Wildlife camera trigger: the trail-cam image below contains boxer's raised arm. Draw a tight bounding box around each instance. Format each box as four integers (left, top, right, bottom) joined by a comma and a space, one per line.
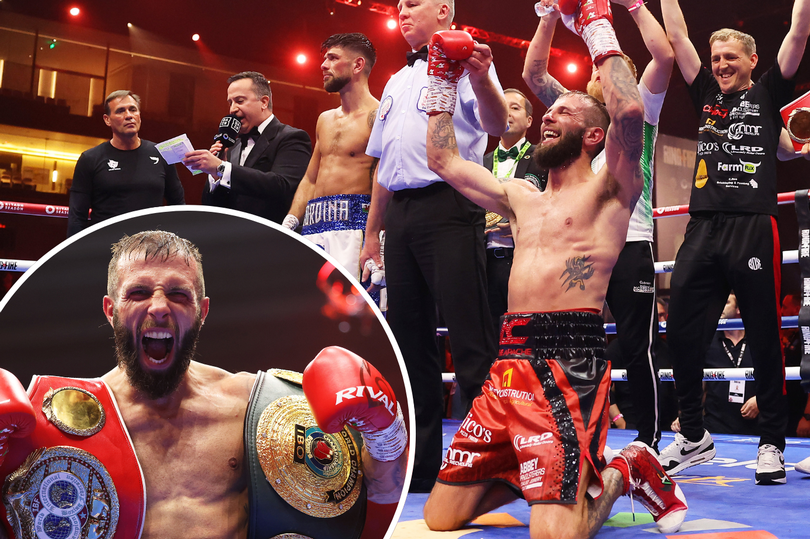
523, 5, 568, 107
778, 0, 810, 80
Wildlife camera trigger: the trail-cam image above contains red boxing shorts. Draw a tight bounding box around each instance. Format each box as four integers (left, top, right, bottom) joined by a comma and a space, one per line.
437, 311, 611, 504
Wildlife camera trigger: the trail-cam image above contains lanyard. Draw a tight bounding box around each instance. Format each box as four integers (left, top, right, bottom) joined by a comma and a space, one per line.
721, 340, 746, 368
492, 141, 531, 179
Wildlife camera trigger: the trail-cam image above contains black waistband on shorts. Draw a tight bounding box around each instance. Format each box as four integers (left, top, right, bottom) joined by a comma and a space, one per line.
497, 311, 606, 363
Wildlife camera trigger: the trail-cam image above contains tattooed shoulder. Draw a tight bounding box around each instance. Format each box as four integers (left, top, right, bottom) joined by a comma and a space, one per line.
368, 109, 378, 129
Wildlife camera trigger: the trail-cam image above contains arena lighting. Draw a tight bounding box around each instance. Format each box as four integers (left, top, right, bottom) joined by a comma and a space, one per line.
0, 143, 81, 162
296, 53, 307, 65
386, 18, 397, 30
127, 23, 133, 28
567, 63, 577, 73
69, 7, 80, 17
192, 33, 200, 42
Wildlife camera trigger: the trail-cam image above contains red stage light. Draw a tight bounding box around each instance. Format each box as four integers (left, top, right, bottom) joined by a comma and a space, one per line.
69, 7, 80, 16
567, 63, 578, 73
192, 33, 200, 42
296, 54, 307, 65
386, 19, 397, 30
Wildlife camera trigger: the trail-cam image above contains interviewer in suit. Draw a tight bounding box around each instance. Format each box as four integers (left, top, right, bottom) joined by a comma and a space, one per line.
184, 71, 312, 223
482, 89, 546, 337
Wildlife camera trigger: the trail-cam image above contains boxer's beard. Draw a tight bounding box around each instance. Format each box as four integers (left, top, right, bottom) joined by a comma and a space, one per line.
324, 74, 350, 93
113, 312, 202, 400
533, 127, 586, 169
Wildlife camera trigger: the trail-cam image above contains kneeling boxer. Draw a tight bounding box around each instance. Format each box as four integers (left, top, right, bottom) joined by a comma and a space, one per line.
420, 4, 686, 537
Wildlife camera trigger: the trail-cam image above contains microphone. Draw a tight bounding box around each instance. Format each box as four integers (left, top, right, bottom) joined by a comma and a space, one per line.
214, 114, 241, 149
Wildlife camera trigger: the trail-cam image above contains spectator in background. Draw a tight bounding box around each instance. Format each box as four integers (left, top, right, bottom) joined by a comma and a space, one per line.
482, 88, 546, 338
703, 292, 760, 436
607, 296, 679, 433
67, 90, 184, 237
781, 293, 810, 437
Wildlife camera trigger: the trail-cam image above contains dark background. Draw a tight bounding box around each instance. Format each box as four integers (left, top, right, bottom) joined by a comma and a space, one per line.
0, 207, 409, 426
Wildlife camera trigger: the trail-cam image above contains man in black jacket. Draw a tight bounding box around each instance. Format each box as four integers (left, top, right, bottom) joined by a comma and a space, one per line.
184, 71, 311, 223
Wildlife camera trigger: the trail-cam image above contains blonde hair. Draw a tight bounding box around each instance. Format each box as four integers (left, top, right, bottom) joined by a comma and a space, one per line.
710, 28, 756, 57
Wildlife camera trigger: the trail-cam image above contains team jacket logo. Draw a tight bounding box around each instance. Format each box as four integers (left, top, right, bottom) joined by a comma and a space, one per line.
513, 432, 553, 452
334, 385, 395, 417
703, 104, 729, 118
379, 95, 393, 121
697, 141, 719, 155
107, 160, 120, 171
722, 142, 764, 156
727, 122, 761, 140
717, 159, 761, 174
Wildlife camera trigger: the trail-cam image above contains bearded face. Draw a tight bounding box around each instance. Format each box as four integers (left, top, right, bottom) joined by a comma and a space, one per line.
113, 310, 202, 400
324, 74, 351, 93
533, 126, 586, 170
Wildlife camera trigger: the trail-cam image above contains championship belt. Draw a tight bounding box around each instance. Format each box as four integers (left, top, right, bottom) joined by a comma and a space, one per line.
244, 370, 366, 539
0, 376, 145, 539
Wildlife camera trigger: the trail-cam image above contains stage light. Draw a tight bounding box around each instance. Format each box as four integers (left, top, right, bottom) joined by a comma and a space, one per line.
567, 63, 577, 73
69, 7, 80, 16
127, 22, 133, 28
386, 19, 397, 30
192, 33, 200, 42
296, 53, 307, 65
49, 39, 57, 50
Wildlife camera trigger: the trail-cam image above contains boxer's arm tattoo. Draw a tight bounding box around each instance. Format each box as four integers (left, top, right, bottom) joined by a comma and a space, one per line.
604, 58, 644, 165
527, 59, 567, 107
560, 255, 595, 291
368, 108, 378, 129
431, 114, 457, 151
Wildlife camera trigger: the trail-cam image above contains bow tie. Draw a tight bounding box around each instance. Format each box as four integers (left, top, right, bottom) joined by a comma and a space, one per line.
496, 146, 520, 162
406, 46, 428, 67
239, 127, 260, 145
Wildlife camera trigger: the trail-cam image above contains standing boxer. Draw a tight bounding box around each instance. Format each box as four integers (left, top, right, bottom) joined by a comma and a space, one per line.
524, 0, 674, 452
360, 0, 507, 492
420, 2, 687, 536
0, 231, 407, 539
284, 33, 382, 286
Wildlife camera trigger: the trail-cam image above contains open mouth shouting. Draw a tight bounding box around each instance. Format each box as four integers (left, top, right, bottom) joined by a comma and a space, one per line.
141, 327, 175, 365
542, 129, 561, 145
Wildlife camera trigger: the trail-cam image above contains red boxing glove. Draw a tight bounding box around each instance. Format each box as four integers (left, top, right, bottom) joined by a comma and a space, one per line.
561, 0, 622, 64
303, 347, 407, 462
303, 347, 398, 433
425, 30, 473, 116
0, 368, 36, 465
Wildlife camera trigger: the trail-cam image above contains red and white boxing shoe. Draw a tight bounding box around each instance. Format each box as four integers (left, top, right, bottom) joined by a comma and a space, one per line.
608, 442, 688, 534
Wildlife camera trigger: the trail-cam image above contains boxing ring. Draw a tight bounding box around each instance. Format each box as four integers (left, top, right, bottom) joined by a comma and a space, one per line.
3, 191, 810, 386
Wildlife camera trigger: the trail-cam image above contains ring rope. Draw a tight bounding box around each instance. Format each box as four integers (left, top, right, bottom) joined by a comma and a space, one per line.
441, 367, 802, 383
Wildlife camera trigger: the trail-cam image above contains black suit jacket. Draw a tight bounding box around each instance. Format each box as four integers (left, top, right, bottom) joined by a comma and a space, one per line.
202, 116, 312, 223
483, 143, 547, 190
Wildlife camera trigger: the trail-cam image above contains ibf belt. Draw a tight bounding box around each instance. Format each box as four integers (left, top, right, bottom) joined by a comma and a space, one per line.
302, 194, 371, 235
244, 370, 366, 539
0, 376, 145, 539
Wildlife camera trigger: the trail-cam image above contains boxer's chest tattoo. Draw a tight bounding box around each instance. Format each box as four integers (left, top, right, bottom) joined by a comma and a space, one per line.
560, 255, 595, 291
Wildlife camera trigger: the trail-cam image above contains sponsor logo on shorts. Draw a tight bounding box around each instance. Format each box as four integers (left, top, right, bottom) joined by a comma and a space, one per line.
460, 416, 492, 443
513, 432, 553, 452
444, 448, 481, 468
802, 229, 809, 258
500, 317, 531, 345
748, 257, 762, 271
494, 388, 534, 401
519, 457, 546, 489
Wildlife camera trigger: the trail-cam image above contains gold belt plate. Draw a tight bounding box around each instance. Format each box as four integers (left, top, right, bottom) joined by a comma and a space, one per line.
256, 395, 362, 518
